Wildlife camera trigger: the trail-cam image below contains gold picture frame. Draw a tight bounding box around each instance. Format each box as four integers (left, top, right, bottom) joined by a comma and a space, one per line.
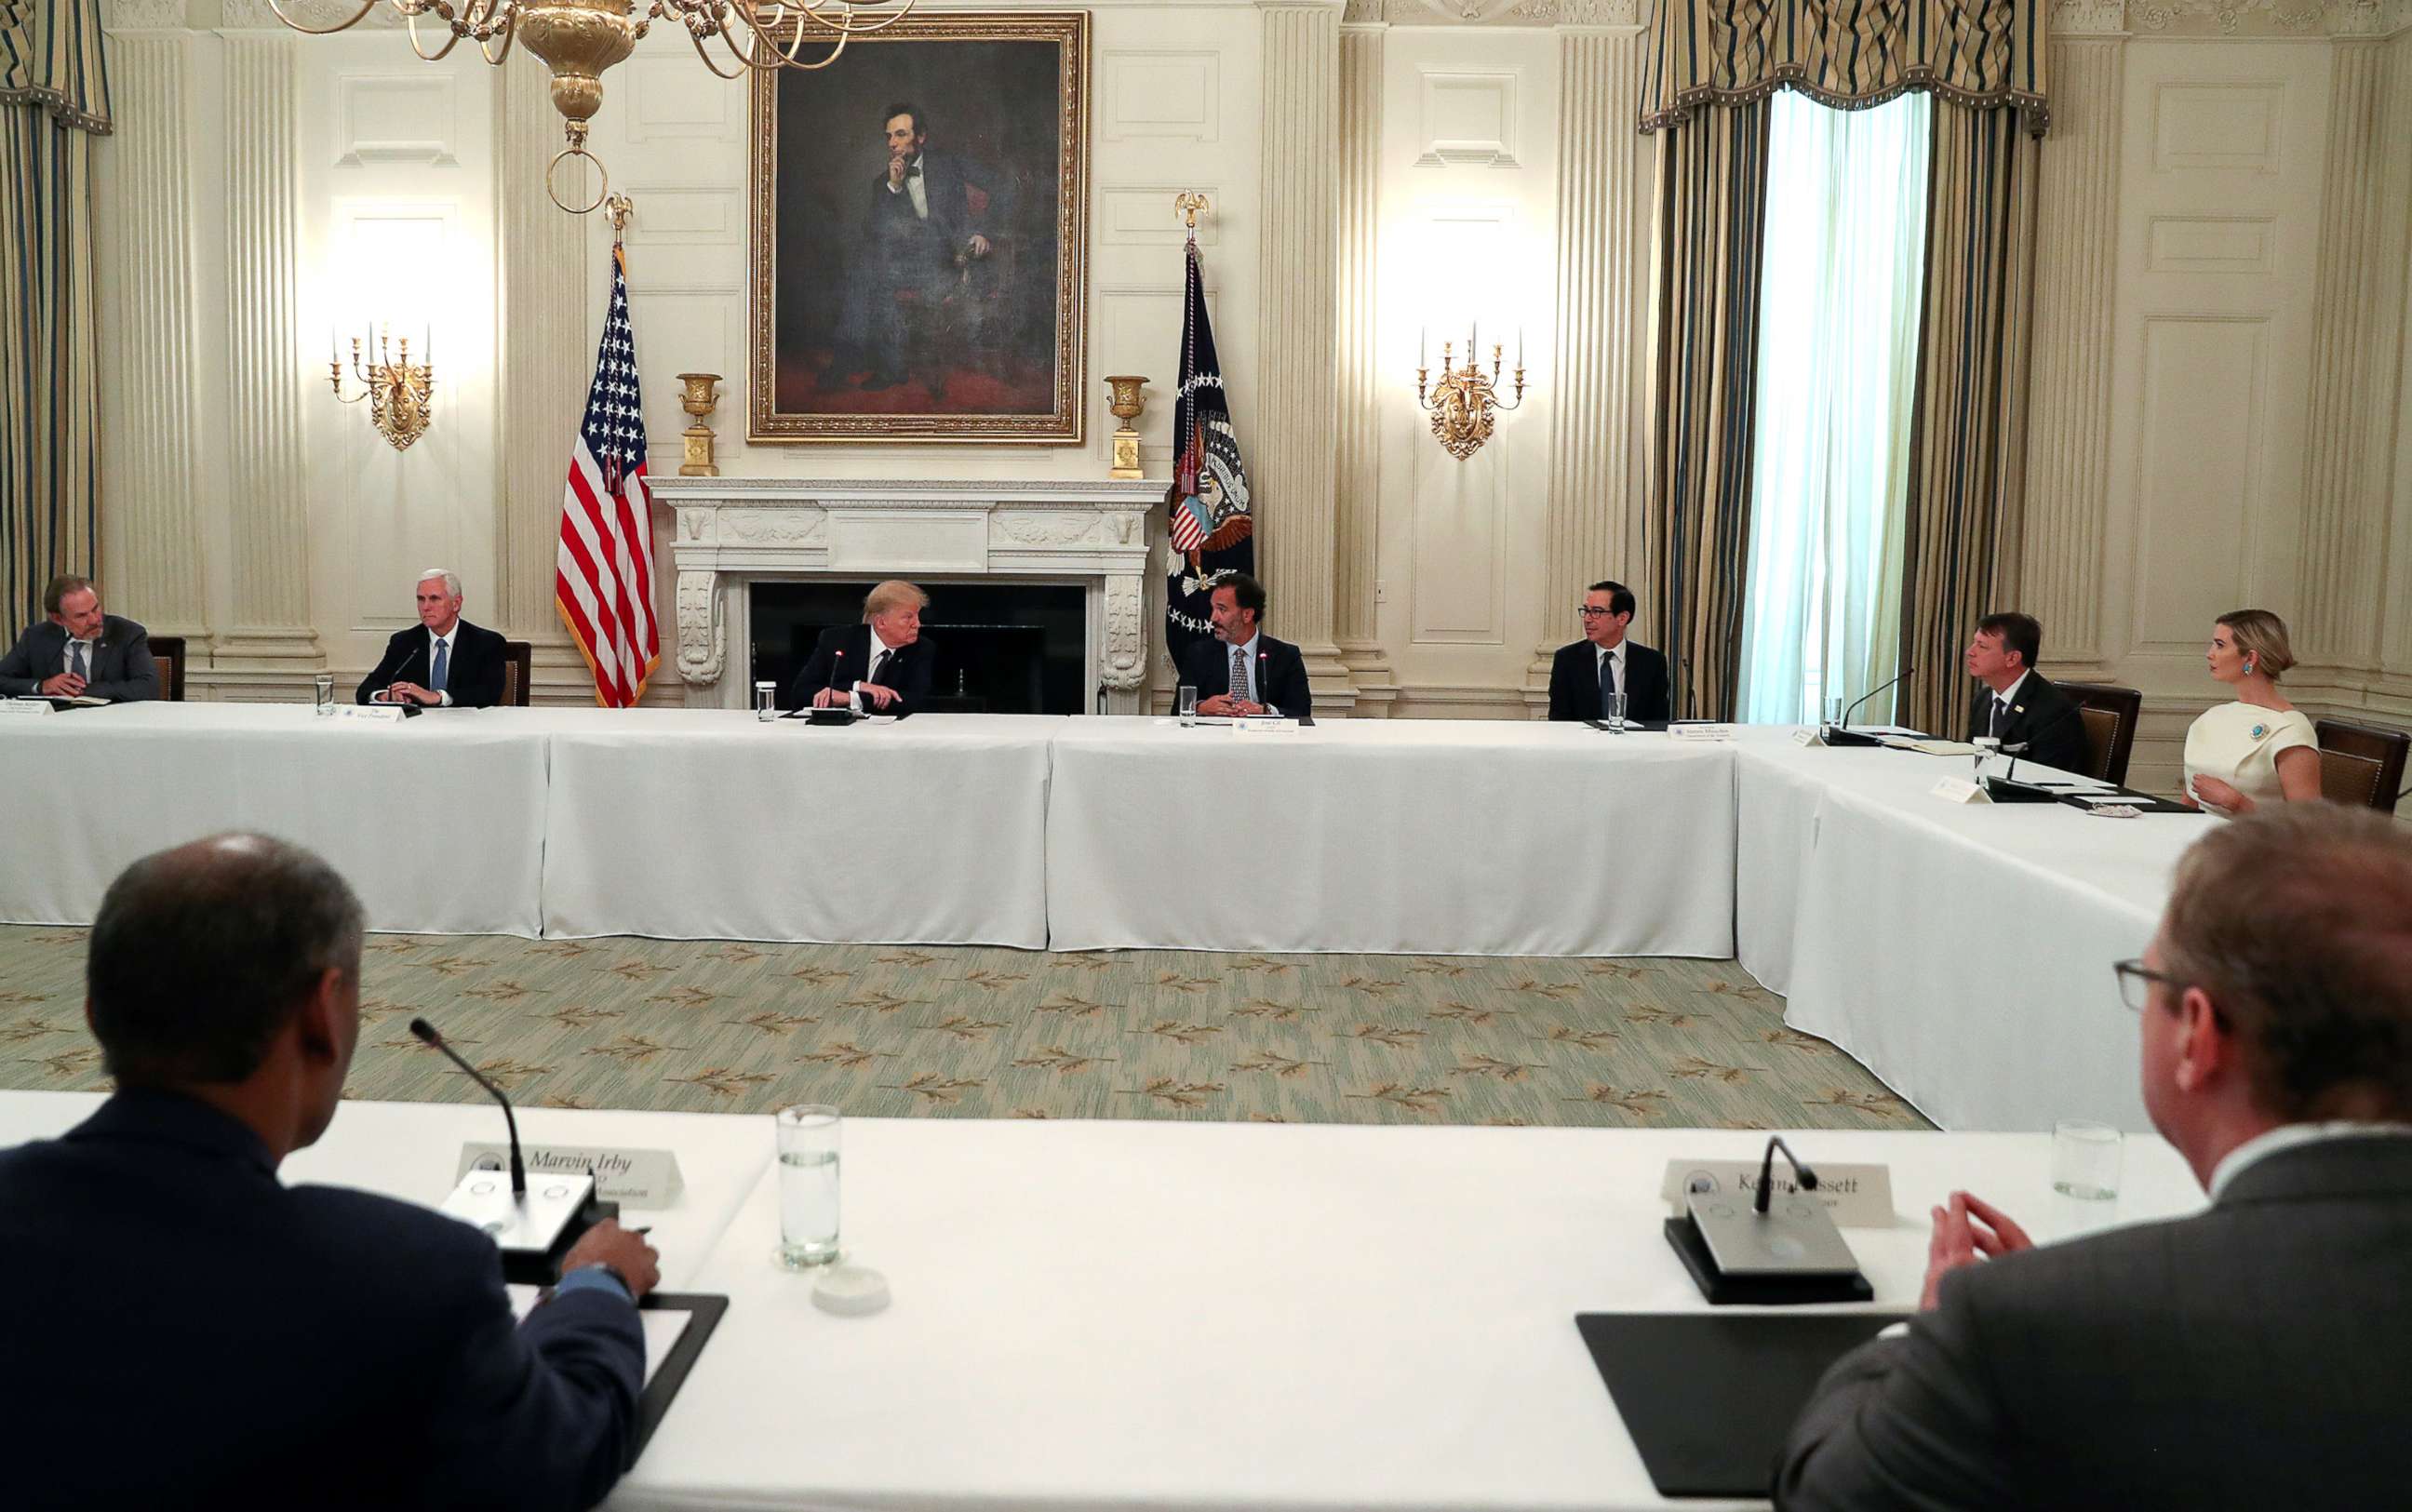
747, 10, 1090, 444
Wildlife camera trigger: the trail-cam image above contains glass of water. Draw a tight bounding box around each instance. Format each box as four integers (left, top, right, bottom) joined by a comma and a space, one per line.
753, 680, 777, 722
1178, 684, 1199, 727
1603, 691, 1628, 734
313, 672, 336, 716
775, 1104, 841, 1267
2051, 1119, 2122, 1201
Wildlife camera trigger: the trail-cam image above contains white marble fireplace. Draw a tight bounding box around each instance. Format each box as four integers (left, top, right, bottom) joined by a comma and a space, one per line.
654, 477, 1162, 713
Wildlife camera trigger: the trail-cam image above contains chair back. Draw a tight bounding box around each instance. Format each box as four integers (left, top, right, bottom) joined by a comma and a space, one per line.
502, 639, 533, 707
149, 636, 187, 702
2057, 683, 2141, 787
2312, 717, 2409, 814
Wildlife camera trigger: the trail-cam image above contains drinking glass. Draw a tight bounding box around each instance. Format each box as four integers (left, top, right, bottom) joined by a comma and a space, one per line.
313, 672, 336, 716
2051, 1119, 2123, 1201
1603, 691, 1628, 734
1972, 735, 2002, 778
753, 680, 777, 721
1178, 684, 1199, 727
775, 1104, 841, 1267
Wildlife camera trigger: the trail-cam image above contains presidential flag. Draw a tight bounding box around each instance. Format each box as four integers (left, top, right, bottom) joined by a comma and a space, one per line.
1165, 235, 1253, 666
556, 235, 660, 708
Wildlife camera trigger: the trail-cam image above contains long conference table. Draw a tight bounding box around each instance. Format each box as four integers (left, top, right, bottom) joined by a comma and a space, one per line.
0, 1090, 2209, 1512
0, 705, 2211, 1131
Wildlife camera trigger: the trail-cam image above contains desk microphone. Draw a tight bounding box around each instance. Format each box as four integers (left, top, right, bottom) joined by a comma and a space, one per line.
410, 1017, 525, 1198
1256, 649, 1270, 716
1754, 1135, 1818, 1214
1837, 664, 1915, 734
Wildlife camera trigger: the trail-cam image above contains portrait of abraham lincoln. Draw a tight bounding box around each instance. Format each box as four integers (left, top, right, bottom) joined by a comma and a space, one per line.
748, 12, 1088, 443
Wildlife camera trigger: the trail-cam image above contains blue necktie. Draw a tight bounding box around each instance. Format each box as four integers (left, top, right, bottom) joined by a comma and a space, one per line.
70, 642, 87, 682
431, 636, 449, 695
1598, 649, 1617, 713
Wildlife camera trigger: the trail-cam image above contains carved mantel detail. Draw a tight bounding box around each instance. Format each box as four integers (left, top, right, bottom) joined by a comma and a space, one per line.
654, 477, 1163, 712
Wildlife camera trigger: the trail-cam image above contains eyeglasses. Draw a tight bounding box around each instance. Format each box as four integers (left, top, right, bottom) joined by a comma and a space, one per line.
2111, 958, 2182, 1012
1577, 606, 1618, 618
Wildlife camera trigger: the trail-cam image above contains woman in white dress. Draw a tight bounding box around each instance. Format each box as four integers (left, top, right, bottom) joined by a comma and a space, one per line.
2182, 609, 2322, 817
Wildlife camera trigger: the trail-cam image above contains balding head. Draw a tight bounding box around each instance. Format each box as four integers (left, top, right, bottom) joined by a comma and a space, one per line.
2154, 805, 2412, 1126
87, 834, 366, 1089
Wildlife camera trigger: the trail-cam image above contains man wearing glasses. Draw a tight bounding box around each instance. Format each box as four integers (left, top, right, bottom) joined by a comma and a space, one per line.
1547, 580, 1670, 724
1778, 804, 2412, 1510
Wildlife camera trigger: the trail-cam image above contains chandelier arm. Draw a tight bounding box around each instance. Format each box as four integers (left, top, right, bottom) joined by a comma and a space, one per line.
405, 11, 466, 61
715, 15, 848, 74
479, 14, 517, 64
687, 22, 753, 81
787, 0, 917, 36
265, 0, 382, 35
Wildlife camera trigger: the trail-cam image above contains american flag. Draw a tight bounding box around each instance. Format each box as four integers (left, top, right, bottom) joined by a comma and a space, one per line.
555, 240, 659, 708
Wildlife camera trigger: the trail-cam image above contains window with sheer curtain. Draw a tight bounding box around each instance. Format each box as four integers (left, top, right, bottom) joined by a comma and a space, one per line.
1736, 90, 1932, 728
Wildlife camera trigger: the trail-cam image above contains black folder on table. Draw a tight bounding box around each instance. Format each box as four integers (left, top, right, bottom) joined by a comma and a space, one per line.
1575, 1311, 1910, 1498
632, 1291, 728, 1457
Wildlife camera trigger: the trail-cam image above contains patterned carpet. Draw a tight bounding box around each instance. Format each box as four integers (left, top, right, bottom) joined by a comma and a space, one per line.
0, 926, 1926, 1130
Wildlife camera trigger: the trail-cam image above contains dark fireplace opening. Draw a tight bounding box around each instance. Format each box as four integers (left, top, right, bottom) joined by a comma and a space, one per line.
749, 581, 1088, 715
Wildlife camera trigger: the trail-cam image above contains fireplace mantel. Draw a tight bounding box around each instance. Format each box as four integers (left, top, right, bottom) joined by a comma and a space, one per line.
655, 477, 1163, 712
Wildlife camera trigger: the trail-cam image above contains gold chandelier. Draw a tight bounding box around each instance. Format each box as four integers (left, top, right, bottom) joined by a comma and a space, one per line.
268, 0, 913, 213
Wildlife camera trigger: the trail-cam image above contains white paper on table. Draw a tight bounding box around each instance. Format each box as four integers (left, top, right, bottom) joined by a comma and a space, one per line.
507, 1283, 693, 1388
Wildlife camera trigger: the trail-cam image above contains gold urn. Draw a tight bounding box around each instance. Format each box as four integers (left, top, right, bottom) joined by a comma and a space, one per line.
1104, 375, 1149, 479
677, 372, 723, 477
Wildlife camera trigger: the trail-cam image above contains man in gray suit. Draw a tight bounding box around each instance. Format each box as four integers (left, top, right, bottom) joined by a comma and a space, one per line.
0, 575, 159, 702
1779, 802, 2412, 1511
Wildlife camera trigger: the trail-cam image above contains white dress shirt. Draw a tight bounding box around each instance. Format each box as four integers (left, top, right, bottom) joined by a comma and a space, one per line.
886, 153, 930, 220
65, 635, 100, 682
2207, 1120, 2412, 1201
1983, 669, 2030, 735
1227, 632, 1262, 709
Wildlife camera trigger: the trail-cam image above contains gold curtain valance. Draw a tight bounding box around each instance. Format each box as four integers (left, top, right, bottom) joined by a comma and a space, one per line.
0, 0, 114, 136
1642, 0, 2048, 139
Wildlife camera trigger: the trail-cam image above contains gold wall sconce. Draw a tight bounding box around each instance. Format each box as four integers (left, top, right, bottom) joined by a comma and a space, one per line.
330, 325, 435, 452
1414, 326, 1527, 461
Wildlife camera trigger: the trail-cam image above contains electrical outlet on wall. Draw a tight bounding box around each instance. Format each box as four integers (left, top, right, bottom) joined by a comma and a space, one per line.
1375, 580, 1389, 604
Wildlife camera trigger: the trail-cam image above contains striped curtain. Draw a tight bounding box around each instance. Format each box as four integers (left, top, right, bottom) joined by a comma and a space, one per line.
1642, 0, 2049, 138
1642, 101, 1771, 721
1896, 101, 2038, 735
0, 0, 110, 631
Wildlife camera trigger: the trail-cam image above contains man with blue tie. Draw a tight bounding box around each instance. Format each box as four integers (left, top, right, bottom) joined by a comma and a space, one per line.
357, 568, 510, 708
0, 575, 160, 702
1184, 572, 1312, 720
1547, 579, 1672, 724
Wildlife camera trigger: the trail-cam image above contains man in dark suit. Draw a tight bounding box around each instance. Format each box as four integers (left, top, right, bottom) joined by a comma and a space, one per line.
1182, 572, 1311, 720
0, 833, 660, 1511
789, 578, 938, 716
1963, 610, 2088, 772
1547, 579, 1670, 724
836, 101, 1012, 390
1779, 804, 2412, 1511
0, 574, 159, 702
357, 568, 510, 707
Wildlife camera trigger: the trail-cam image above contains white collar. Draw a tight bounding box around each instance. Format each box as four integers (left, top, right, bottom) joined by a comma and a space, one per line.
1992, 669, 2030, 707
426, 623, 457, 646
2208, 1120, 2412, 1200
1594, 639, 1626, 662
1228, 631, 1260, 661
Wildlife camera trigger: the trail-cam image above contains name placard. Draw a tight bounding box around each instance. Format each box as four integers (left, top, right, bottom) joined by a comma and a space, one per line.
1928, 776, 1990, 805
338, 703, 409, 724
1232, 717, 1301, 734
1668, 722, 1737, 742
0, 698, 55, 717
1659, 1157, 1896, 1228
456, 1144, 685, 1209
1790, 727, 1822, 746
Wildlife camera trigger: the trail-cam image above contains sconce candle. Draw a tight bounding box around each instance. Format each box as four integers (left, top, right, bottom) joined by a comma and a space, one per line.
1414, 322, 1528, 462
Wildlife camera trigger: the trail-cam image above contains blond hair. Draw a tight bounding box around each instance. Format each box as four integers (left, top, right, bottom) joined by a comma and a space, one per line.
863, 580, 929, 619
2216, 609, 2294, 678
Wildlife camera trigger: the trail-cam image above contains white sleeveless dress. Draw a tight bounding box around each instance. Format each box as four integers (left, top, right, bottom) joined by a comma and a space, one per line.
2182, 702, 2318, 810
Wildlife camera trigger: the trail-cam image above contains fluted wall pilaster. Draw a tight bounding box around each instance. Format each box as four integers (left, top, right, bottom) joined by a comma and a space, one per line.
2383, 28, 2412, 674
2298, 34, 2408, 668
219, 33, 317, 660
1256, 1, 1348, 700
2017, 31, 2125, 666
1531, 25, 1643, 688
97, 32, 208, 640
495, 60, 591, 642
1334, 21, 1393, 708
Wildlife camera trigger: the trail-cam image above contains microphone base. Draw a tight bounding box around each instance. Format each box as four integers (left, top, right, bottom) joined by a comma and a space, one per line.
1664, 1218, 1872, 1306
1817, 727, 1886, 748
440, 1169, 620, 1285
1982, 775, 2061, 803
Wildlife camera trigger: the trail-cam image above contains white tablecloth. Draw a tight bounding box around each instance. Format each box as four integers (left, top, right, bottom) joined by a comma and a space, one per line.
537, 711, 1054, 947
611, 1115, 2206, 1512
1732, 732, 2213, 1132
0, 702, 549, 935
1045, 719, 1738, 957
